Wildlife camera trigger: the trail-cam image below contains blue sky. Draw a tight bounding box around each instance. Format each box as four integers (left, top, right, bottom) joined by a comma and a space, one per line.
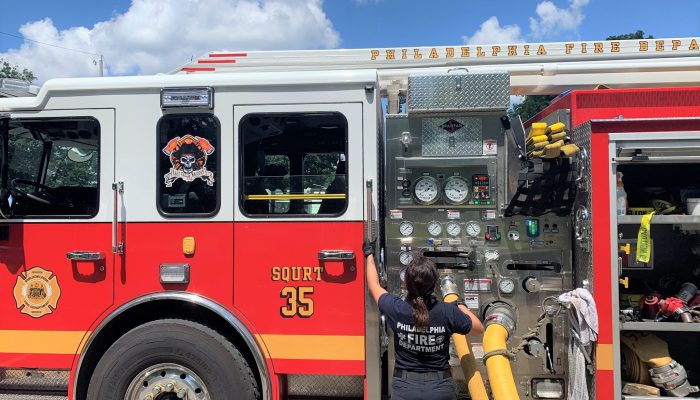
1, 0, 699, 82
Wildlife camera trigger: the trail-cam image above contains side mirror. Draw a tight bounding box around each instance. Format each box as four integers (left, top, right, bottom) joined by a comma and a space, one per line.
67, 147, 94, 163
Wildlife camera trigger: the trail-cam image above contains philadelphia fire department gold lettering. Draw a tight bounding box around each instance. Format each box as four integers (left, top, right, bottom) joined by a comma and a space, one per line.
13, 267, 62, 318
369, 39, 700, 61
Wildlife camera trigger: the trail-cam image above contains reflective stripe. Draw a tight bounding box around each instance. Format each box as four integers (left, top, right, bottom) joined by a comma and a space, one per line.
596, 343, 613, 371
0, 330, 90, 355
245, 194, 347, 201
257, 334, 364, 360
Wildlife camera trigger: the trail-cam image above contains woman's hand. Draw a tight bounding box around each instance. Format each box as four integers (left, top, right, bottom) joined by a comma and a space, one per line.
364, 240, 386, 303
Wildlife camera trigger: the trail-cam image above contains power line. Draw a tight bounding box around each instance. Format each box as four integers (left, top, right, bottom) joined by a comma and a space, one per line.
0, 31, 104, 76
0, 31, 102, 57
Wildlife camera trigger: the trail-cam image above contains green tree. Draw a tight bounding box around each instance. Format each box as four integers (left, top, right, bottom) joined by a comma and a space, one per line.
509, 94, 557, 123
509, 31, 654, 122
0, 58, 37, 83
606, 31, 654, 40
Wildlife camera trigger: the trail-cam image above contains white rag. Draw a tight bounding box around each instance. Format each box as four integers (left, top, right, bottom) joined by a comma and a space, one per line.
559, 288, 599, 400
559, 288, 599, 345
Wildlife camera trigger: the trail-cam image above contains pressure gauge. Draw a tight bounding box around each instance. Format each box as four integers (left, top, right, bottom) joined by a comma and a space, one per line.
499, 278, 516, 294
399, 268, 406, 282
446, 222, 461, 237
399, 221, 414, 236
399, 251, 413, 266
413, 176, 440, 205
427, 221, 442, 236
443, 176, 470, 205
465, 221, 481, 237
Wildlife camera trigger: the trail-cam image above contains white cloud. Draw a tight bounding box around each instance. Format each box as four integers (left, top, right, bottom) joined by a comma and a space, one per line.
529, 0, 590, 39
1, 0, 340, 82
462, 16, 523, 45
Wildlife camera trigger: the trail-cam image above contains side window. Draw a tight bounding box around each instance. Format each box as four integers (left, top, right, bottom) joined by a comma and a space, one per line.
240, 112, 348, 217
4, 117, 100, 218
157, 114, 220, 216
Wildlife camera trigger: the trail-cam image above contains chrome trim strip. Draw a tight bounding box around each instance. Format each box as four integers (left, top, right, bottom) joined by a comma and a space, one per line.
73, 292, 271, 400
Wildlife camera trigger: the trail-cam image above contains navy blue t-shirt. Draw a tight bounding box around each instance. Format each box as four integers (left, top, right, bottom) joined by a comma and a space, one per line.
378, 293, 472, 372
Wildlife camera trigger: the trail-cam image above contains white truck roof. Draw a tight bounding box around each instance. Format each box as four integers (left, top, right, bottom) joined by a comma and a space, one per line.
174, 37, 700, 95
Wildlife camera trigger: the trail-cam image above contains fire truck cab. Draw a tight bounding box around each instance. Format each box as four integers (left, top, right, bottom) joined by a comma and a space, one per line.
0, 70, 378, 399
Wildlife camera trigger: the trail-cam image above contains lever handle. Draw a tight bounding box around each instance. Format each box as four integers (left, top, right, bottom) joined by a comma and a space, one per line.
67, 251, 105, 261
318, 250, 355, 260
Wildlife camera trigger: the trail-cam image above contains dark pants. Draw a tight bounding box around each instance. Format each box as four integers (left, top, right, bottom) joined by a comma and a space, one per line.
391, 375, 455, 400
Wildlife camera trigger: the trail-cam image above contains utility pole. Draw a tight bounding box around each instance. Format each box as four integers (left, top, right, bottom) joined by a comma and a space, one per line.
99, 55, 104, 77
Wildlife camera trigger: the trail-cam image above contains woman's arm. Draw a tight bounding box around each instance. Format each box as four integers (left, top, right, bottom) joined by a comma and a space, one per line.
364, 241, 387, 304
458, 304, 484, 334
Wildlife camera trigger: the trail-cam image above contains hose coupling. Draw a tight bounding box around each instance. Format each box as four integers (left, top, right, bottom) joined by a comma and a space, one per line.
649, 360, 700, 397
483, 301, 517, 335
439, 275, 460, 299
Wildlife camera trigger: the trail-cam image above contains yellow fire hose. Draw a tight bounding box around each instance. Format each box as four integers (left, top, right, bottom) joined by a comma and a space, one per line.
483, 324, 520, 400
443, 293, 489, 400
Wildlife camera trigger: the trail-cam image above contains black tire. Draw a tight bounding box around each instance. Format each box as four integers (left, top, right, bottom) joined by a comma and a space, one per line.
87, 319, 260, 400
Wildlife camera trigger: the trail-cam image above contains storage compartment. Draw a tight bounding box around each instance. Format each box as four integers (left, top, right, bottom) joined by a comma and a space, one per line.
618, 163, 700, 215
616, 162, 700, 399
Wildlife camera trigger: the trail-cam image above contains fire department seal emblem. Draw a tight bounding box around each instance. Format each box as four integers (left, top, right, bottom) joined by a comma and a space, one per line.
162, 134, 215, 187
13, 267, 61, 318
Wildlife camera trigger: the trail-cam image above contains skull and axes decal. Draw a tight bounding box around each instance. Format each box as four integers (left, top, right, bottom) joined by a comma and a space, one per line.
162, 134, 215, 187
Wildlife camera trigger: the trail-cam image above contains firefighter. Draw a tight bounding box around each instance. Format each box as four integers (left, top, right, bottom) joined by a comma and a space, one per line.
364, 241, 484, 400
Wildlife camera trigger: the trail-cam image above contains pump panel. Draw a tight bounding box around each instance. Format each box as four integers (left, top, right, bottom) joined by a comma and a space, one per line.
382, 72, 574, 399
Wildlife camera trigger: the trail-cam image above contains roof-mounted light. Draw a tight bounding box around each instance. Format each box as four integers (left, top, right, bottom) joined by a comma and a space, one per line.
160, 87, 213, 109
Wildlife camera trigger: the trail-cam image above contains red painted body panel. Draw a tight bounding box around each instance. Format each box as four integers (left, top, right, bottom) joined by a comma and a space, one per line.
234, 221, 366, 375
0, 223, 113, 369
3, 219, 363, 399
271, 359, 364, 375
590, 134, 612, 345
114, 222, 234, 309
528, 86, 700, 128
0, 353, 74, 369
595, 370, 614, 400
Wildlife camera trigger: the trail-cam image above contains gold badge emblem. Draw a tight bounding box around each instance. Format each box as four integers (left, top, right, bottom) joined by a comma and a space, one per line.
13, 267, 61, 318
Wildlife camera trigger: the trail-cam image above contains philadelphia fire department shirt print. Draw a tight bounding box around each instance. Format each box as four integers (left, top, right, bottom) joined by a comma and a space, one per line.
162, 134, 216, 187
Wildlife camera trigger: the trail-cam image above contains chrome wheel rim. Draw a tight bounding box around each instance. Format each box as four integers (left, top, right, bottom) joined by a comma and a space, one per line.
125, 363, 210, 400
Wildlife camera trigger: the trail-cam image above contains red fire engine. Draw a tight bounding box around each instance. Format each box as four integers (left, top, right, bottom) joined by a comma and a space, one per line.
1, 37, 699, 400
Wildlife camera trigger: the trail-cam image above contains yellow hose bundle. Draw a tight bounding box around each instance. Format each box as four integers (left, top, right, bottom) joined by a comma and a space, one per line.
483, 324, 520, 400
442, 293, 489, 400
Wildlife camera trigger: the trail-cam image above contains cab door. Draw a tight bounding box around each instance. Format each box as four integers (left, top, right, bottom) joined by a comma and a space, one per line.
0, 109, 115, 369
233, 103, 367, 376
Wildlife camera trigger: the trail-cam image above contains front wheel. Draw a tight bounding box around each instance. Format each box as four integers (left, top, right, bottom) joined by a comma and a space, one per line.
87, 319, 260, 400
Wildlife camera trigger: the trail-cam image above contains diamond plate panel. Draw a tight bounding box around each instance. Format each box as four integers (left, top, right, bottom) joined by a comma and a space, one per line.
0, 394, 66, 400
287, 375, 363, 398
0, 370, 67, 392
407, 72, 510, 113
570, 120, 595, 400
421, 117, 482, 156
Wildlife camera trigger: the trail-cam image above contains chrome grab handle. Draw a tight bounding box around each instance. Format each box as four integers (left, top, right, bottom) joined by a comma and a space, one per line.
67, 251, 105, 261
365, 179, 374, 239
112, 181, 124, 254
318, 250, 355, 260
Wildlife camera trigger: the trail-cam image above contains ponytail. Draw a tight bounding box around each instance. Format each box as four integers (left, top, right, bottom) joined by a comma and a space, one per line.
410, 295, 430, 330
405, 254, 438, 331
